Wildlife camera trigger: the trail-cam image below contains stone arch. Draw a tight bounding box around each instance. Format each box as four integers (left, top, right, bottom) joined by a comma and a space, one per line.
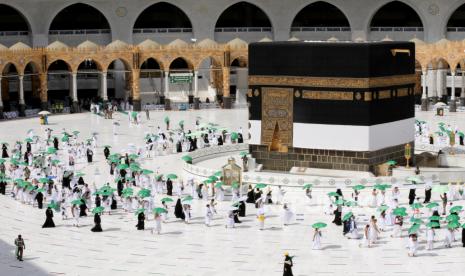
104, 58, 132, 72
215, 1, 273, 29
47, 59, 72, 72
290, 1, 351, 29
230, 56, 248, 67
140, 57, 165, 72
73, 58, 104, 73
367, 1, 425, 31
48, 3, 111, 31
0, 4, 31, 32
168, 57, 194, 71
194, 55, 223, 71
133, 2, 193, 30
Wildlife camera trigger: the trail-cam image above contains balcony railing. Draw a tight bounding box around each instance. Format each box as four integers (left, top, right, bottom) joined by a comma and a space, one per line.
370, 27, 424, 32
0, 31, 29, 36
291, 27, 351, 32
214, 27, 272, 32
447, 27, 465, 32
133, 28, 193, 34
49, 29, 111, 35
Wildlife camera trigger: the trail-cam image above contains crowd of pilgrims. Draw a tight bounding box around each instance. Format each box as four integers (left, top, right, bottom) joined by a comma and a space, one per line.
415, 120, 465, 147
1, 123, 465, 262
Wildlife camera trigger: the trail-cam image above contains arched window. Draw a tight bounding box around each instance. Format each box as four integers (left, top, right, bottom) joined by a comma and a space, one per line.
0, 4, 29, 32
370, 1, 423, 31
134, 2, 192, 32
447, 4, 465, 32
291, 1, 350, 31
50, 3, 110, 31
215, 2, 271, 31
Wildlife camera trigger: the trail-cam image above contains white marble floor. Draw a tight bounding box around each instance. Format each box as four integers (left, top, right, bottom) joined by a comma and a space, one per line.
1, 109, 465, 276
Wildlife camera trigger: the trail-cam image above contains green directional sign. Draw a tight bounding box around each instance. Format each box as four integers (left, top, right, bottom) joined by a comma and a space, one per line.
169, 73, 193, 84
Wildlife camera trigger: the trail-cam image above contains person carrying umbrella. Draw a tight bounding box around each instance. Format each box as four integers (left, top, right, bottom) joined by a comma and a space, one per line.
91, 208, 103, 232
283, 252, 294, 276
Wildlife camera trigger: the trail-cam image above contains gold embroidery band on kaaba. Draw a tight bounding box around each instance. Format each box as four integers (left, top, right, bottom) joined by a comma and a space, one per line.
249, 74, 417, 89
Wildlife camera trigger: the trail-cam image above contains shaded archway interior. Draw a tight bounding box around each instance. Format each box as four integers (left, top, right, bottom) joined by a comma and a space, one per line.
50, 3, 110, 30
0, 4, 29, 31
47, 60, 71, 105
215, 1, 271, 28
370, 1, 423, 27
133, 2, 192, 29
291, 1, 350, 27
448, 4, 465, 27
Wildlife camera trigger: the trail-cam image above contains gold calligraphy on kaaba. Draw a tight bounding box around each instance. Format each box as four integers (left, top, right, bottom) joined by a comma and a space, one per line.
302, 91, 353, 101
261, 88, 293, 150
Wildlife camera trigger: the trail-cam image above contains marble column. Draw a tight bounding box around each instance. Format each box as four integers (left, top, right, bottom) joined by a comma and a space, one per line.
18, 75, 25, 117
71, 72, 79, 113
436, 69, 444, 102
450, 72, 456, 112
193, 70, 199, 109
101, 71, 108, 102
421, 70, 428, 111
461, 71, 465, 106
222, 67, 231, 109
430, 69, 437, 104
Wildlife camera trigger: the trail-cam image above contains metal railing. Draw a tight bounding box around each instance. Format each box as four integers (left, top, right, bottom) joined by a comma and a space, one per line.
370, 27, 424, 32
447, 27, 465, 32
214, 27, 272, 32
0, 31, 29, 36
49, 29, 111, 35
291, 27, 351, 32
133, 28, 192, 34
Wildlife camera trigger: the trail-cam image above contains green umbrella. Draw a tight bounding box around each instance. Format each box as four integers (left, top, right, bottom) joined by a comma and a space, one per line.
117, 164, 129, 170
135, 208, 146, 215
393, 207, 407, 217
72, 130, 80, 135
166, 174, 178, 180
103, 145, 111, 148
410, 218, 423, 224
214, 182, 224, 188
24, 138, 33, 143
51, 159, 61, 165
122, 187, 134, 195
178, 120, 184, 127
213, 171, 222, 177
230, 132, 239, 141
450, 206, 463, 213
344, 200, 357, 207
0, 142, 9, 146
36, 188, 46, 193
458, 131, 465, 138
138, 189, 151, 198
373, 184, 387, 191
448, 221, 460, 229
204, 179, 214, 184
141, 169, 154, 175
182, 195, 193, 202
38, 177, 49, 184
128, 154, 139, 160
153, 207, 168, 214
410, 203, 423, 209
446, 214, 460, 222
302, 183, 313, 190
75, 172, 85, 177
131, 111, 138, 118
47, 201, 59, 211
407, 176, 422, 183
209, 175, 219, 182
61, 136, 69, 142
99, 187, 116, 196
426, 202, 439, 209
461, 223, 465, 229
71, 199, 84, 206
335, 199, 345, 205
255, 183, 267, 189
164, 116, 170, 124
47, 147, 57, 155
239, 151, 248, 157
109, 153, 121, 159
342, 212, 353, 222
181, 155, 193, 163
129, 164, 141, 172
92, 207, 105, 214
327, 192, 339, 197
353, 184, 365, 191
0, 158, 6, 164
426, 221, 440, 228
231, 181, 240, 189
161, 197, 173, 203
386, 160, 397, 166
378, 205, 389, 212
432, 185, 449, 194
429, 216, 442, 221
408, 224, 421, 234
125, 177, 135, 182
312, 222, 327, 229
26, 185, 37, 191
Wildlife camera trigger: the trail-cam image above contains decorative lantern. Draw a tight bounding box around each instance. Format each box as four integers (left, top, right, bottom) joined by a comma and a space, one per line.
404, 144, 411, 168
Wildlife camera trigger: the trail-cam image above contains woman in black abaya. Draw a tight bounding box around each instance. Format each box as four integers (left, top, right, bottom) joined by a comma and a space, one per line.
91, 213, 103, 232
174, 198, 185, 220
42, 207, 55, 228
136, 212, 145, 230
1, 143, 8, 158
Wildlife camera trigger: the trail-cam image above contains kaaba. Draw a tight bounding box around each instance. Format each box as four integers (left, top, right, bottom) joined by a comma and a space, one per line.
247, 41, 419, 173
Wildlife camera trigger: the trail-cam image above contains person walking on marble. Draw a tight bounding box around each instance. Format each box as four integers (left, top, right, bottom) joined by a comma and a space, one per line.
14, 234, 25, 261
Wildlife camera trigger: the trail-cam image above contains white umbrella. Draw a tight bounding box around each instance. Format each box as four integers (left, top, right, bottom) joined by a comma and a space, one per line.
38, 111, 51, 115
434, 102, 447, 108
